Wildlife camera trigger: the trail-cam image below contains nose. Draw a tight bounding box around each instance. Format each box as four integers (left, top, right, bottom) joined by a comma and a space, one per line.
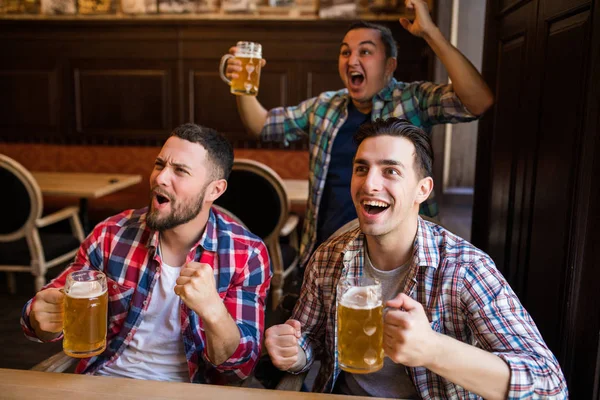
153, 167, 170, 187
348, 51, 359, 66
362, 170, 382, 193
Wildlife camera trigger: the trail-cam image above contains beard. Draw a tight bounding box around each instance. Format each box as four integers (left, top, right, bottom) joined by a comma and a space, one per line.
146, 186, 206, 232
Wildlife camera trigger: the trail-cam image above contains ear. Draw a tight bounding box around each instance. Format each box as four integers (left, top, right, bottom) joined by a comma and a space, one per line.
415, 176, 433, 205
385, 57, 397, 79
204, 179, 228, 203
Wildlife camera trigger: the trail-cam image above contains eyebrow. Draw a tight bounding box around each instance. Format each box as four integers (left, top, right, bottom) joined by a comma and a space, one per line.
340, 40, 377, 49
354, 158, 406, 169
155, 157, 192, 171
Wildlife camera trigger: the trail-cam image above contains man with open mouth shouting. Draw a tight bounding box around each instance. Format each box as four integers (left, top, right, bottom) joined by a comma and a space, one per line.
223, 0, 494, 272
264, 118, 567, 399
22, 123, 272, 386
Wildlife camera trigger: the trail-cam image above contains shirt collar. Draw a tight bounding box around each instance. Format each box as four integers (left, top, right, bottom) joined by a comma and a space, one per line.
412, 216, 440, 270
374, 77, 398, 102
339, 215, 439, 272
341, 228, 365, 266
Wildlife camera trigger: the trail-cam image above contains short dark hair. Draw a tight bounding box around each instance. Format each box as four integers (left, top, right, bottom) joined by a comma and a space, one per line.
170, 123, 234, 181
354, 118, 433, 179
345, 21, 398, 59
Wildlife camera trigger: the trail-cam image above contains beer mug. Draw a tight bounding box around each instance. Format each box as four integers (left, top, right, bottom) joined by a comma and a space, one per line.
337, 276, 384, 374
219, 41, 263, 96
63, 270, 108, 358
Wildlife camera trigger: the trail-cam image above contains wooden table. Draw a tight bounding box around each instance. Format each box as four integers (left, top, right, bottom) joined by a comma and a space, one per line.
0, 368, 386, 400
32, 172, 142, 232
283, 179, 309, 206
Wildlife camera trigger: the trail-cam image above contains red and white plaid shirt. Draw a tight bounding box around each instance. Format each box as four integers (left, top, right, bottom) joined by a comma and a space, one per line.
22, 207, 271, 385
292, 217, 568, 399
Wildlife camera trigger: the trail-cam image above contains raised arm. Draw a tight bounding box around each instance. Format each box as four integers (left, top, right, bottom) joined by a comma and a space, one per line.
223, 46, 268, 137
401, 0, 494, 116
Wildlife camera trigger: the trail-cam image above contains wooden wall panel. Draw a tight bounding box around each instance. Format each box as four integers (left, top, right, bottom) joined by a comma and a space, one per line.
0, 68, 59, 136
0, 19, 429, 149
476, 0, 599, 397
187, 65, 245, 140
255, 62, 293, 109
73, 67, 173, 137
526, 7, 591, 354
302, 62, 341, 99
486, 30, 529, 287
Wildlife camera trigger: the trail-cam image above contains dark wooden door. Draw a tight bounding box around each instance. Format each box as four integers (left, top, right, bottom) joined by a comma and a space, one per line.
474, 0, 600, 397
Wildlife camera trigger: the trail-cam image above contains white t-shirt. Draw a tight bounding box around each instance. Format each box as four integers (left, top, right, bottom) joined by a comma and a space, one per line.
96, 259, 189, 381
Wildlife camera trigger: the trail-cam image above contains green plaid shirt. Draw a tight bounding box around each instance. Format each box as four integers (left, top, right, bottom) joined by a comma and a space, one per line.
261, 78, 477, 267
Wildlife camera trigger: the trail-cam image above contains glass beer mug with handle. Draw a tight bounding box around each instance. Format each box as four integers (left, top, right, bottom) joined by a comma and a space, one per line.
63, 270, 108, 358
337, 276, 384, 374
219, 41, 263, 96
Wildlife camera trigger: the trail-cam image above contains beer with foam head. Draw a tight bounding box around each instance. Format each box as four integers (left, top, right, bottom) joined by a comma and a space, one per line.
337, 277, 384, 374
219, 41, 262, 96
63, 270, 108, 358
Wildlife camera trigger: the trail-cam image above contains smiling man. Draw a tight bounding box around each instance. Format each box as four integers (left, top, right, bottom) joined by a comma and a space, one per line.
223, 0, 494, 270
21, 123, 271, 385
264, 118, 568, 399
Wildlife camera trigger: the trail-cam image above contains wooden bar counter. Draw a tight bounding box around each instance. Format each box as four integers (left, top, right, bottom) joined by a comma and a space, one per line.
0, 368, 388, 400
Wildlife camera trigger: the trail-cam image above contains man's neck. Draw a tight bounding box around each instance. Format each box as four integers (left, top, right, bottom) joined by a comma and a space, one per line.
159, 209, 209, 266
352, 98, 373, 114
364, 215, 419, 272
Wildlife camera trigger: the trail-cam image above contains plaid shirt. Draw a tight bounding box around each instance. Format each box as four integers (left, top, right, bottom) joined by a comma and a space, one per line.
292, 217, 568, 399
21, 207, 271, 385
261, 78, 477, 267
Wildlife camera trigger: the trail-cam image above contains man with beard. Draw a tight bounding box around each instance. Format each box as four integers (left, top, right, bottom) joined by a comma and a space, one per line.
264, 118, 567, 398
21, 123, 272, 385
222, 0, 494, 270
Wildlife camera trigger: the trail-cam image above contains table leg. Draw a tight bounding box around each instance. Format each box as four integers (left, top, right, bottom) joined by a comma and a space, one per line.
79, 198, 90, 234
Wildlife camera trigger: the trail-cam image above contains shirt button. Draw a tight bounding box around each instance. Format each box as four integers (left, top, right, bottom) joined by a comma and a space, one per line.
112, 284, 117, 290
127, 332, 132, 337
143, 300, 148, 306
156, 267, 161, 273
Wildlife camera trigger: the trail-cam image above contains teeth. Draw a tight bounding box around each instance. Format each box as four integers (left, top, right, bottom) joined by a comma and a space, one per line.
362, 200, 389, 208
350, 72, 362, 77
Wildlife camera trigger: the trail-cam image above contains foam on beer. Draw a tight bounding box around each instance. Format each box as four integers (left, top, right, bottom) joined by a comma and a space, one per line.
339, 286, 382, 309
66, 280, 106, 298
236, 51, 260, 58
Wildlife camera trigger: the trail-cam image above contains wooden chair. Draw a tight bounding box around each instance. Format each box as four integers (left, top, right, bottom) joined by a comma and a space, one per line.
215, 159, 300, 310
0, 155, 84, 293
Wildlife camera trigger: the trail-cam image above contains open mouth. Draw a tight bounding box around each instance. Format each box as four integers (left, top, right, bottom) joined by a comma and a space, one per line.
156, 194, 170, 205
350, 71, 365, 86
152, 190, 171, 207
361, 200, 390, 215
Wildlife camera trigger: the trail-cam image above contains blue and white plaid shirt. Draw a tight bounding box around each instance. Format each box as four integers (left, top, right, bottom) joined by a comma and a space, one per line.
261, 78, 478, 267
292, 217, 568, 399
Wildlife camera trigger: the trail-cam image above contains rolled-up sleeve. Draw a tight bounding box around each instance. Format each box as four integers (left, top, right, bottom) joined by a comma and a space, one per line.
261, 97, 319, 146
291, 251, 327, 373
403, 81, 478, 128
461, 258, 568, 398
205, 242, 271, 381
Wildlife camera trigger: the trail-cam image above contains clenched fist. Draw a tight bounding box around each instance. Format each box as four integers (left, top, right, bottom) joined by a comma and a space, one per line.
264, 319, 306, 372
175, 261, 221, 320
